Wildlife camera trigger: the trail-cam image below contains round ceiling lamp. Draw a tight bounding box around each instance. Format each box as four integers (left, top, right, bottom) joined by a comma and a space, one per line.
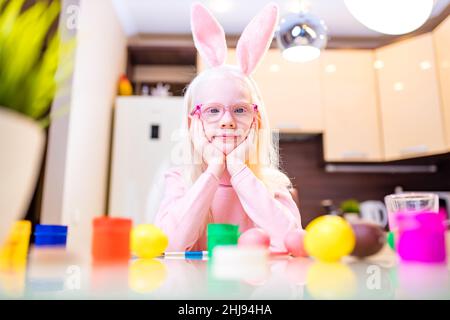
344, 0, 434, 35
276, 12, 328, 63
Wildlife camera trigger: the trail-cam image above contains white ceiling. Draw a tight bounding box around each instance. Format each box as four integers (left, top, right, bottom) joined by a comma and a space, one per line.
112, 0, 450, 37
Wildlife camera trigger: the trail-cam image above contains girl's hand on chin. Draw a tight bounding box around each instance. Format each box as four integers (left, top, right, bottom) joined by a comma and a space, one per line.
226, 122, 257, 176
190, 116, 225, 178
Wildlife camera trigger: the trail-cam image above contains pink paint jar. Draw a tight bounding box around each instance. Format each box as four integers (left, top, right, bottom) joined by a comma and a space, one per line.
385, 193, 447, 263
396, 211, 446, 263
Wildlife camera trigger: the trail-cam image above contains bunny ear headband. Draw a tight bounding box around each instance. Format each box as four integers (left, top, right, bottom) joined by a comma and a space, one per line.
191, 2, 279, 76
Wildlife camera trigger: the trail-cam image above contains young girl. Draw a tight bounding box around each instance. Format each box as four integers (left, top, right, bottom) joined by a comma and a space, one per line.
154, 2, 302, 252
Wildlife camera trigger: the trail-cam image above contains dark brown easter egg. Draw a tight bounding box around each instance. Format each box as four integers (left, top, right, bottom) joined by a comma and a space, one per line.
350, 222, 386, 258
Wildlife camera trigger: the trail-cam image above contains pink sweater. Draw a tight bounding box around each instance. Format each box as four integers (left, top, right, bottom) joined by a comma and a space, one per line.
154, 166, 302, 252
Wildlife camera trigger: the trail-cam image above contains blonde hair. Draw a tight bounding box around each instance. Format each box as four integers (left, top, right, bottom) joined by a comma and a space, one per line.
176, 64, 292, 194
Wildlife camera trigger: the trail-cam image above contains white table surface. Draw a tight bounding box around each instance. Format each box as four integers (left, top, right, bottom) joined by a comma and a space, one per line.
1, 243, 449, 300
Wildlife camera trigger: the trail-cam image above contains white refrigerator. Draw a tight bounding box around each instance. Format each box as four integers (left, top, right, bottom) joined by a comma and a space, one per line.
109, 96, 184, 224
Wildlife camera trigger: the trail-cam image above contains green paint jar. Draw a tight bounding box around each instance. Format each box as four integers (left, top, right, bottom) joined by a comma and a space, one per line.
387, 231, 396, 251
207, 224, 240, 258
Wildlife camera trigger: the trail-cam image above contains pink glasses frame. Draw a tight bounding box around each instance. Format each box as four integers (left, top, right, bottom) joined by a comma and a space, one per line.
190, 103, 258, 118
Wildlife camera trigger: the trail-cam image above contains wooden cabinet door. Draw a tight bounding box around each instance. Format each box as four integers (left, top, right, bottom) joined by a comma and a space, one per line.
251, 49, 323, 133
433, 16, 450, 150
321, 50, 383, 162
375, 33, 446, 160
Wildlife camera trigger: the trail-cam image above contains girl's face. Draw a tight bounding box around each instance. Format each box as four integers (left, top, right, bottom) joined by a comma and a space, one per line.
191, 75, 255, 155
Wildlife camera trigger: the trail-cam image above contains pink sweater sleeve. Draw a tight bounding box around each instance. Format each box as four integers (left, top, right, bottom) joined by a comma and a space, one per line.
154, 167, 220, 251
230, 166, 302, 251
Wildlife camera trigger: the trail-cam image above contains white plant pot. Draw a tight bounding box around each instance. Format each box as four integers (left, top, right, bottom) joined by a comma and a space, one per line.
0, 107, 45, 244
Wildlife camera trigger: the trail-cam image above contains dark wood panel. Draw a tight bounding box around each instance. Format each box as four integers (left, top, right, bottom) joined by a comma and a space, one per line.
128, 46, 197, 66
279, 135, 450, 228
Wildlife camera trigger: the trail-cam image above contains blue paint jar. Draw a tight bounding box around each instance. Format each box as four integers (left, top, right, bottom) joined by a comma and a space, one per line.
34, 224, 68, 247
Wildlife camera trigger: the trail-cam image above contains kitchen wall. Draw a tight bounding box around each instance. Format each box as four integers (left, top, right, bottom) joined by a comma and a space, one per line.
279, 135, 450, 227
41, 0, 127, 256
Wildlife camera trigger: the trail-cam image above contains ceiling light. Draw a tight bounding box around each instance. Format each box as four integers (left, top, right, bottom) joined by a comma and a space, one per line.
209, 0, 232, 13
276, 12, 328, 63
373, 60, 384, 69
344, 0, 434, 35
325, 64, 337, 73
419, 60, 432, 70
394, 82, 404, 92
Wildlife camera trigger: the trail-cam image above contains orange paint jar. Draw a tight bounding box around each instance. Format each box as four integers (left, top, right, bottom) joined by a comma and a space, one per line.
92, 217, 132, 262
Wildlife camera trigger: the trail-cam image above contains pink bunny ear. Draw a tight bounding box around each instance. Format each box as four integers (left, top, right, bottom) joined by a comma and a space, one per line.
191, 2, 227, 68
236, 2, 279, 75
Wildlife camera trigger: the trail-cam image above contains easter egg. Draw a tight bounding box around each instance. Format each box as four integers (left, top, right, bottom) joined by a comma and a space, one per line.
304, 215, 356, 262
284, 229, 308, 257
350, 222, 386, 258
238, 228, 270, 248
131, 224, 168, 259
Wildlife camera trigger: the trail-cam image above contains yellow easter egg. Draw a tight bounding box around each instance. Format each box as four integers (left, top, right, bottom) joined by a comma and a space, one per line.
131, 224, 168, 259
304, 215, 356, 262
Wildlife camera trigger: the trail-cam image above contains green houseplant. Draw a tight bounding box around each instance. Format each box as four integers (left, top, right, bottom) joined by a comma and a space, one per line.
340, 199, 360, 214
0, 0, 73, 243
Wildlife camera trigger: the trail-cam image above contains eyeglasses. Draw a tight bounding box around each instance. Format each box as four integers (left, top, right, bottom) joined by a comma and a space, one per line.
190, 103, 258, 124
